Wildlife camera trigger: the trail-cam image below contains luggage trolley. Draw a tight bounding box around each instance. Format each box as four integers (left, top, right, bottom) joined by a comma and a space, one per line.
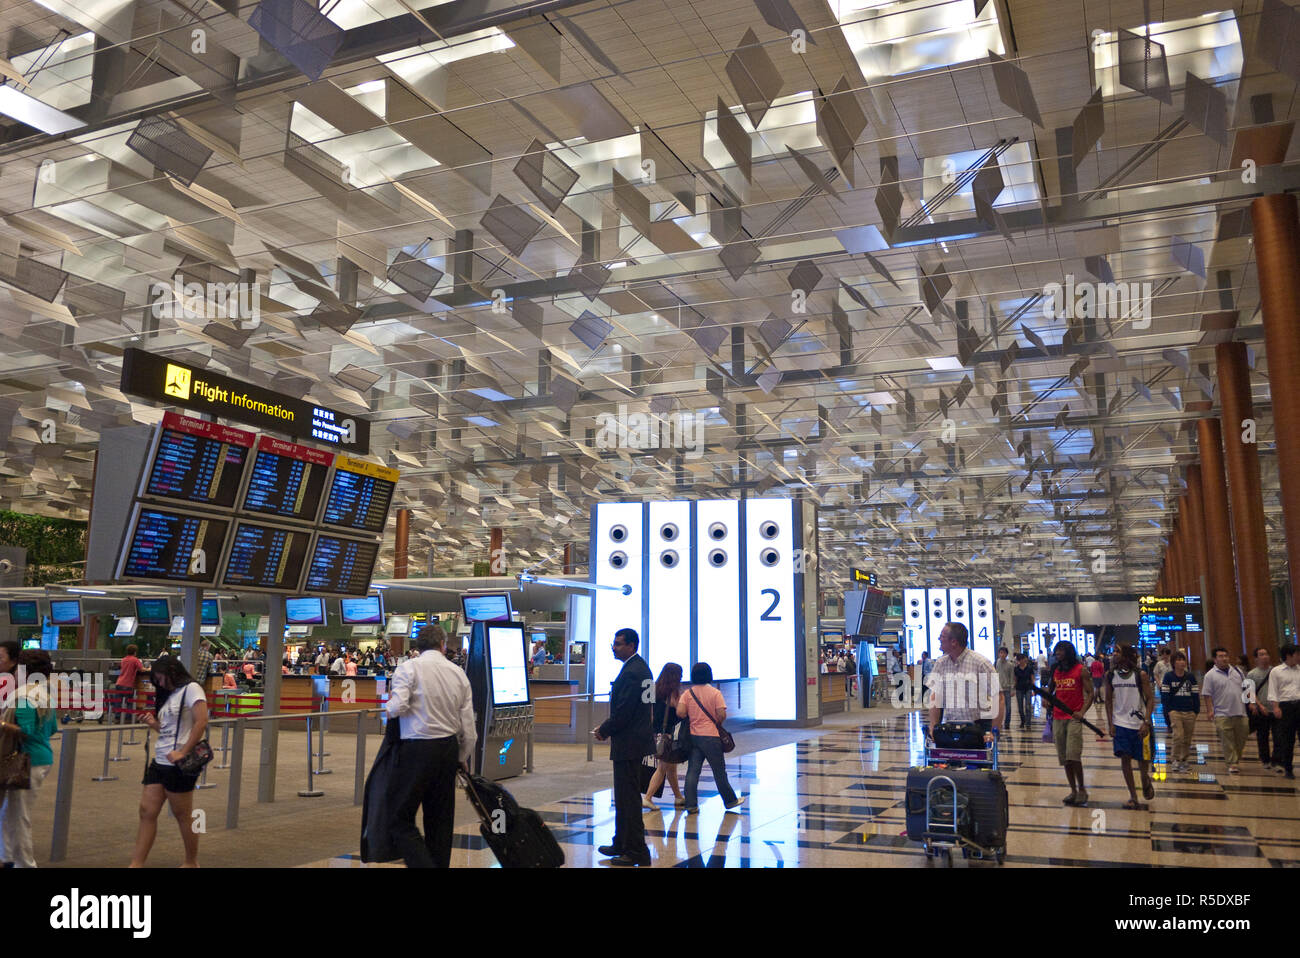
910, 736, 1006, 865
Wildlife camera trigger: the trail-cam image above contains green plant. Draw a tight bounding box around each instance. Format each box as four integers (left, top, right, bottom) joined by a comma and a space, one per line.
0, 511, 87, 585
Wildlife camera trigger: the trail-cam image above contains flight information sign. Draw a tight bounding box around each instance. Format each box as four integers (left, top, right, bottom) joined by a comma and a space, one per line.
1138, 595, 1204, 647
220, 521, 312, 592
240, 436, 334, 524
116, 506, 230, 586
303, 534, 381, 596
141, 412, 255, 510
320, 456, 398, 534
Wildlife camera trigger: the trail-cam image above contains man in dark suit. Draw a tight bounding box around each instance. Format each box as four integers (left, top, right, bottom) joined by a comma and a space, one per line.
593, 627, 654, 867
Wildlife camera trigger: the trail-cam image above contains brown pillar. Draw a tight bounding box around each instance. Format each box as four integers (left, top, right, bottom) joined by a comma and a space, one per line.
394, 508, 410, 580
1216, 341, 1280, 660
489, 527, 504, 575
1198, 418, 1243, 653
1185, 465, 1209, 671
1254, 193, 1300, 612
562, 543, 572, 575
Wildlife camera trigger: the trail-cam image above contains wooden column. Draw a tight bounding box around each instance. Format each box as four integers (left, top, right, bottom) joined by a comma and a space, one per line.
1253, 193, 1300, 616
1216, 341, 1279, 660
1185, 465, 1210, 671
489, 527, 504, 575
562, 543, 572, 575
1198, 418, 1243, 653
394, 508, 410, 580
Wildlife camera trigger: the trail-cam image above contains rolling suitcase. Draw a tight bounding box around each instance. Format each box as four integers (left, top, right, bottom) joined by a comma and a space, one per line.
459, 770, 565, 868
905, 766, 1008, 864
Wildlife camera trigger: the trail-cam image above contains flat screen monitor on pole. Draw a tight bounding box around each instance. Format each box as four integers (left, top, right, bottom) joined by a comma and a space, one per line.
461, 592, 513, 623
340, 594, 384, 624
201, 598, 221, 625
48, 598, 82, 626
135, 597, 172, 625
7, 600, 38, 626
285, 596, 326, 625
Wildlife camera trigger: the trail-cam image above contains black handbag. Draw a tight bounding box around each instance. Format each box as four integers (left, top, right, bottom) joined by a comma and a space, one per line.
689, 689, 735, 753
0, 709, 30, 789
933, 721, 985, 749
171, 686, 213, 775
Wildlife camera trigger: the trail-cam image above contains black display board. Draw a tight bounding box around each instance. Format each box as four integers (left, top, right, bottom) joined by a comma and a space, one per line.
220, 520, 312, 592
116, 505, 231, 586
303, 534, 381, 596
320, 455, 398, 534
240, 435, 334, 524
141, 412, 255, 510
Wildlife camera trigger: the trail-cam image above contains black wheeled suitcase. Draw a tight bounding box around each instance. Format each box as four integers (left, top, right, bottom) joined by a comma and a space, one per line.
905, 766, 1009, 858
460, 771, 565, 868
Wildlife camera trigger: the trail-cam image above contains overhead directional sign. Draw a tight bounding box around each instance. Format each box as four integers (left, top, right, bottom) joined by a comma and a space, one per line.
120, 347, 371, 453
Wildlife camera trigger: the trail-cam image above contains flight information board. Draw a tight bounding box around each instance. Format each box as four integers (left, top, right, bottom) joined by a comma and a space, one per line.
303, 534, 381, 596
116, 506, 230, 585
141, 412, 255, 510
220, 521, 312, 592
320, 456, 398, 534
241, 436, 334, 524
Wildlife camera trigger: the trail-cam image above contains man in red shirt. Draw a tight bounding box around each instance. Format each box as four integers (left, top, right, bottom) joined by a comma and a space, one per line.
114, 644, 144, 721
1051, 641, 1094, 806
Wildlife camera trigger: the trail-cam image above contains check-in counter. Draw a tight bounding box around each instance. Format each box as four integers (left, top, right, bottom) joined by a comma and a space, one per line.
819, 672, 854, 714
276, 673, 386, 733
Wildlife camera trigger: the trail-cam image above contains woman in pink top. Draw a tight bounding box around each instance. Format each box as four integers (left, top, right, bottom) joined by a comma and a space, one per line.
675, 662, 743, 814
345, 655, 358, 676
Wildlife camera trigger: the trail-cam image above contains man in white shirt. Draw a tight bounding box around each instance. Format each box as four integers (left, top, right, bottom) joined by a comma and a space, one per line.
1037, 651, 1050, 687
314, 648, 330, 675
383, 624, 476, 867
1202, 646, 1249, 774
1268, 643, 1300, 779
926, 622, 1002, 741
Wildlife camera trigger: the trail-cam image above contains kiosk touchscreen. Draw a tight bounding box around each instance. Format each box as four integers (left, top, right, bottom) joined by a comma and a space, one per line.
465, 612, 532, 781
487, 622, 531, 707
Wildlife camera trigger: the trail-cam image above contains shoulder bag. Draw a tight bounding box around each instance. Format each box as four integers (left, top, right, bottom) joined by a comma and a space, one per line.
172, 686, 213, 775
689, 688, 735, 753
0, 707, 31, 789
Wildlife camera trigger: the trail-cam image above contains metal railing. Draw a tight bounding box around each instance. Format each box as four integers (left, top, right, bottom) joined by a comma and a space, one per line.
48, 706, 384, 863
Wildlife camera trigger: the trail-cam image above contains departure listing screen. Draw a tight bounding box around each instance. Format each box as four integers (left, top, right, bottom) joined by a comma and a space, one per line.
488, 625, 530, 706
321, 456, 399, 534
143, 412, 255, 509
221, 521, 311, 591
119, 507, 230, 584
305, 535, 381, 596
241, 436, 333, 523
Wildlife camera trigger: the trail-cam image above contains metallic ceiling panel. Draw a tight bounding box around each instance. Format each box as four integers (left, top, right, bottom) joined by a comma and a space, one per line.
546, 83, 635, 142
725, 28, 784, 129
1116, 29, 1172, 105
714, 96, 752, 182
480, 195, 544, 258
248, 0, 346, 82
126, 116, 213, 186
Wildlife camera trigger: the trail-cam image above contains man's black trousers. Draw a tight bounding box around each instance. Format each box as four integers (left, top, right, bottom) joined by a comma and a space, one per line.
389, 735, 460, 868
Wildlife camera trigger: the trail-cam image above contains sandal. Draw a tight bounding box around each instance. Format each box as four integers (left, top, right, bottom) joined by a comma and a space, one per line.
1143, 783, 1156, 801
1122, 799, 1149, 810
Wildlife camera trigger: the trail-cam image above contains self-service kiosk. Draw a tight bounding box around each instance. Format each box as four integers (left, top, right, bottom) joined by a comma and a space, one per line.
462, 592, 534, 781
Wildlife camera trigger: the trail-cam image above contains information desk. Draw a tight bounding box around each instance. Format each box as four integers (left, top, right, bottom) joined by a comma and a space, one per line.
532, 677, 757, 744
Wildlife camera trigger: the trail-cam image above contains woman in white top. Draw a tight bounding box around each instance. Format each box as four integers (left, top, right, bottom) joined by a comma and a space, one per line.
129, 656, 208, 868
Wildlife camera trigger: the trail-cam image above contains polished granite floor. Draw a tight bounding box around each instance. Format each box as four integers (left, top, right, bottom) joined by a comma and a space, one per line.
310, 700, 1300, 869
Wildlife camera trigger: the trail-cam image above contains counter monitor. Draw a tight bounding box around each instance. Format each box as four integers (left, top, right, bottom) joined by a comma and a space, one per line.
135, 597, 171, 625
340, 594, 384, 625
303, 534, 381, 596
48, 598, 83, 626
219, 520, 311, 592
486, 622, 531, 707
113, 616, 138, 637
7, 600, 38, 626
240, 436, 333, 524
169, 615, 185, 636
201, 597, 221, 625
285, 596, 326, 626
385, 614, 411, 637
461, 592, 513, 623
320, 455, 399, 535
141, 412, 255, 510
116, 506, 231, 586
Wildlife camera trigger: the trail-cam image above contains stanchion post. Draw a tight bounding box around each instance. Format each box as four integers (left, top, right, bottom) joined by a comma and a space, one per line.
49, 725, 78, 862
298, 715, 324, 797
110, 704, 129, 762
92, 722, 117, 782
315, 710, 331, 775
216, 721, 231, 770
353, 710, 366, 806
226, 718, 245, 830
586, 687, 594, 762
526, 728, 534, 773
